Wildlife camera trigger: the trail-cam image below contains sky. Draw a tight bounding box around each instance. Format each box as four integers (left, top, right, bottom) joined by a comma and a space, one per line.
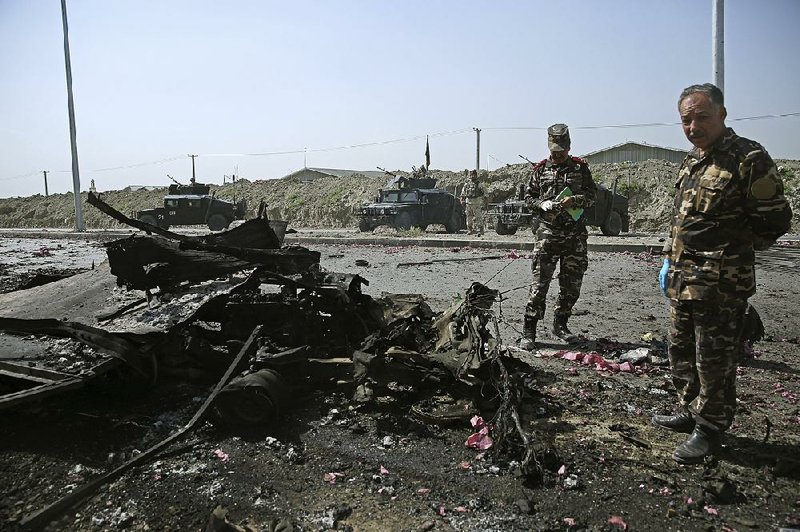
1, 0, 799, 198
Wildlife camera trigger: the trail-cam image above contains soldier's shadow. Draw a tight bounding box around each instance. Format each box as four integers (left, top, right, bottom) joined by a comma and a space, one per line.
721, 433, 800, 480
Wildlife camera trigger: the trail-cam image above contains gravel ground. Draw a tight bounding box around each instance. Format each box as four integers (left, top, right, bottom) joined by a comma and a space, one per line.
1, 236, 799, 531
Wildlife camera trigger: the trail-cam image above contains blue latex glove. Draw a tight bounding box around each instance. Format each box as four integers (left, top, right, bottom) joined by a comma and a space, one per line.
658, 258, 671, 296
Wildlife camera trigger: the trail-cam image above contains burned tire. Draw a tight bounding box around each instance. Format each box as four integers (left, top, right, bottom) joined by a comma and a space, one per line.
601, 211, 622, 236
394, 212, 412, 231
495, 220, 510, 235
358, 218, 373, 232
208, 214, 229, 232
444, 211, 461, 233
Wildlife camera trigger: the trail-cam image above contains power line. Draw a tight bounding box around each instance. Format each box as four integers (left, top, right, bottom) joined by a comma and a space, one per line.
0, 170, 41, 182
484, 112, 800, 132
3, 113, 798, 181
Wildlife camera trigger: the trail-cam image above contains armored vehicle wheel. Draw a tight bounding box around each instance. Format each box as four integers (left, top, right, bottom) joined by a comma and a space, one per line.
139, 214, 158, 227
444, 211, 461, 234
505, 225, 518, 235
358, 218, 373, 232
495, 220, 511, 235
208, 214, 230, 231
394, 212, 412, 231
601, 211, 622, 236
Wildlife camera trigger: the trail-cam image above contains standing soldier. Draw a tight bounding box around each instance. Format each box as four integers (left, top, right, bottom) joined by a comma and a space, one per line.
654, 83, 792, 464
519, 124, 597, 349
461, 170, 486, 236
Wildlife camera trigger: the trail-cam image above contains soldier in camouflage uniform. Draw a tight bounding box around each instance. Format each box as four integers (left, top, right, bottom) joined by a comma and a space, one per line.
461, 170, 486, 235
519, 124, 597, 349
653, 83, 792, 464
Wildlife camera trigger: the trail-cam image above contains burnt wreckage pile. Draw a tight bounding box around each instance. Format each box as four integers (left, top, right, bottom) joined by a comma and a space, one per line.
1, 193, 542, 527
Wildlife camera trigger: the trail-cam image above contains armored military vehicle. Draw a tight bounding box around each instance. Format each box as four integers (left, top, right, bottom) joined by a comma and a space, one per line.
136, 179, 247, 231
354, 174, 465, 233
488, 180, 629, 236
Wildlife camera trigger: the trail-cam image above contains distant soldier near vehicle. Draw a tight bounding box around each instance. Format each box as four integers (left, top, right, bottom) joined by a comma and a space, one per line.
461, 170, 486, 235
519, 123, 597, 349
653, 83, 792, 464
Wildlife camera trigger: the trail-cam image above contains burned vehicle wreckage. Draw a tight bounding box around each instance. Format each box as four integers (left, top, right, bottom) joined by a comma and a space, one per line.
0, 192, 546, 529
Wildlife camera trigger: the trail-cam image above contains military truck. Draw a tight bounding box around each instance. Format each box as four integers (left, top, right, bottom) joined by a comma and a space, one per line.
488, 180, 629, 236
136, 179, 247, 231
354, 175, 465, 233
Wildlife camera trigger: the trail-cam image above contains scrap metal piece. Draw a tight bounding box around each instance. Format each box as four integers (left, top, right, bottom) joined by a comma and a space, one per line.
0, 358, 120, 410
0, 317, 158, 379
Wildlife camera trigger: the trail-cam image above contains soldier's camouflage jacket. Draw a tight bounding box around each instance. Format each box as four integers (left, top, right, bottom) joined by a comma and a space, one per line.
525, 156, 597, 234
663, 128, 792, 300
461, 180, 485, 200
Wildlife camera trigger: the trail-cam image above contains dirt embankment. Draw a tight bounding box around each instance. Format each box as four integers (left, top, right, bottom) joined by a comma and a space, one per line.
1, 160, 798, 233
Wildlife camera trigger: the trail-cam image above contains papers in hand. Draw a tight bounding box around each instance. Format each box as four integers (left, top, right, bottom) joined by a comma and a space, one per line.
554, 186, 584, 221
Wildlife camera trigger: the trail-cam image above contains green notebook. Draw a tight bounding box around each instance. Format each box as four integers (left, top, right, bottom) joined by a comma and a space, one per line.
554, 186, 584, 221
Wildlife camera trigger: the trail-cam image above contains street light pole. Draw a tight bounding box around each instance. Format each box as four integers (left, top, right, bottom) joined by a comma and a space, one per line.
42, 171, 49, 197
60, 0, 84, 231
474, 128, 481, 174
712, 0, 724, 94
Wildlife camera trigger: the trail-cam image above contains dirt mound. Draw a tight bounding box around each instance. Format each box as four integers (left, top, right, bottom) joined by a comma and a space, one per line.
1, 160, 797, 233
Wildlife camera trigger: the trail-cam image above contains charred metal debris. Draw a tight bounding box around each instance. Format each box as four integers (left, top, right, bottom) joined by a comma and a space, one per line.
2, 193, 542, 528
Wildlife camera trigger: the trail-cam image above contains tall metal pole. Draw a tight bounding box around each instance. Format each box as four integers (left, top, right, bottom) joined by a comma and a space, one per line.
188, 154, 197, 183
474, 128, 481, 174
712, 0, 724, 94
60, 0, 84, 231
42, 171, 49, 197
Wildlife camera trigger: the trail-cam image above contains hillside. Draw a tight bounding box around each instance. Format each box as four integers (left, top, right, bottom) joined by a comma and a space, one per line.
1, 160, 798, 233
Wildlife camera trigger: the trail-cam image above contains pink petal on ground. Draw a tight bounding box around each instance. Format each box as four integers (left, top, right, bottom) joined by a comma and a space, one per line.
323, 472, 344, 484
455, 506, 468, 513
470, 415, 486, 429
566, 367, 579, 375
465, 430, 494, 450
438, 505, 447, 516
704, 505, 719, 516
563, 517, 576, 526
619, 362, 634, 373
608, 515, 628, 530
562, 351, 583, 361
213, 449, 229, 462
557, 464, 566, 475
458, 461, 472, 470
379, 465, 389, 475
417, 488, 431, 495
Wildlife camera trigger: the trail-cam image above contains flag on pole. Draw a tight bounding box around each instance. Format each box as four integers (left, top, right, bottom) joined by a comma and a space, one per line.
425, 136, 430, 168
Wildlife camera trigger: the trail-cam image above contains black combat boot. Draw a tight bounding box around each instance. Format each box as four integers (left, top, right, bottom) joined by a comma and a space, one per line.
651, 412, 695, 433
518, 317, 537, 350
672, 425, 721, 465
552, 315, 578, 344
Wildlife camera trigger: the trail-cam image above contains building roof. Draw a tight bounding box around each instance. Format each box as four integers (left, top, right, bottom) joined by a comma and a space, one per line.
581, 141, 688, 158
282, 167, 388, 180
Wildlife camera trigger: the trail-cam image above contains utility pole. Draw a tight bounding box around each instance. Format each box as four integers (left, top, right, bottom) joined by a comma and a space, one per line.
60, 0, 84, 231
42, 171, 49, 197
188, 154, 197, 184
473, 128, 481, 174
712, 0, 724, 94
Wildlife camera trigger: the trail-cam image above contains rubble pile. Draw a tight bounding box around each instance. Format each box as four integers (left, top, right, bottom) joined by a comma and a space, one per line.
0, 193, 549, 528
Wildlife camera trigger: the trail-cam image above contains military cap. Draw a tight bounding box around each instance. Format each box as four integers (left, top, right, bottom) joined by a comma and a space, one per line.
547, 123, 571, 151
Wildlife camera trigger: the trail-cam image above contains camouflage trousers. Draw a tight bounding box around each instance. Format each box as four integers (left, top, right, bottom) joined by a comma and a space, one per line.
668, 293, 748, 432
525, 231, 588, 321
465, 199, 484, 235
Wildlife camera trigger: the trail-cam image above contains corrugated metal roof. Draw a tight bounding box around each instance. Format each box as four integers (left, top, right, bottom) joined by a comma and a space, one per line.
282, 167, 388, 180
580, 141, 687, 158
